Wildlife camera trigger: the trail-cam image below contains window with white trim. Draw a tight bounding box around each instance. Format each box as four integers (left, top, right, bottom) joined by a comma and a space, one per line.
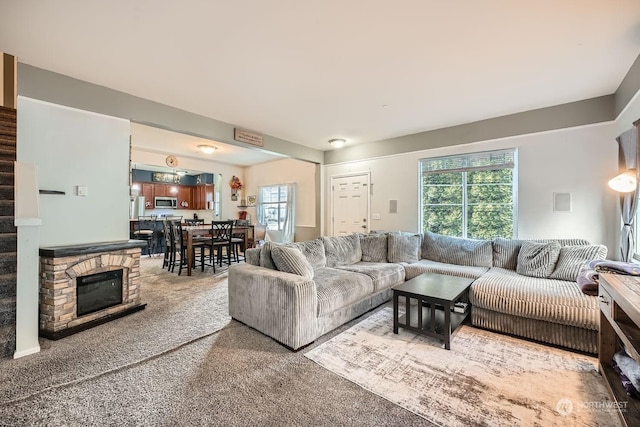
258, 185, 289, 231
419, 149, 517, 239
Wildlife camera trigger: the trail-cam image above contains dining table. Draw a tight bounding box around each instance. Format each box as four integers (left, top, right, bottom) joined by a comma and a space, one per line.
182, 224, 254, 276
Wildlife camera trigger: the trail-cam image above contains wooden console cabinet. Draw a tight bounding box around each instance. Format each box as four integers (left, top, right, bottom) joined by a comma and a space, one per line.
599, 273, 640, 426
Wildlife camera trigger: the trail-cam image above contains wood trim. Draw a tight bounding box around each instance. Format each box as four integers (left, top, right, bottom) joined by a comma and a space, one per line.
2, 53, 16, 109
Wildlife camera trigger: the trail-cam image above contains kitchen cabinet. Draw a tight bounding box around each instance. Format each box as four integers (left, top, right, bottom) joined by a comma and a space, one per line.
193, 184, 214, 210
134, 181, 209, 210
177, 185, 192, 209
153, 184, 167, 197
140, 183, 154, 208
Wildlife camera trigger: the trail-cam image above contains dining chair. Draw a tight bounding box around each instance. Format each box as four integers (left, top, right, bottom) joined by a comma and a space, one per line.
184, 218, 205, 226
208, 220, 235, 268
170, 220, 207, 275
134, 215, 157, 256
162, 216, 183, 270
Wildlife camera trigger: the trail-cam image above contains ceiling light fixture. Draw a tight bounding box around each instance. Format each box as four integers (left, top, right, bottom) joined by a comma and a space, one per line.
329, 138, 346, 148
198, 144, 217, 154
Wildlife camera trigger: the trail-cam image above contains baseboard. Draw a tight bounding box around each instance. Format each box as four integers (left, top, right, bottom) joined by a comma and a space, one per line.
39, 303, 147, 341
14, 346, 41, 359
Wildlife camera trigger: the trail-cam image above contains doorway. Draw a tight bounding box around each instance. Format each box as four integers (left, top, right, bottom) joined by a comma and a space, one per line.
330, 172, 370, 236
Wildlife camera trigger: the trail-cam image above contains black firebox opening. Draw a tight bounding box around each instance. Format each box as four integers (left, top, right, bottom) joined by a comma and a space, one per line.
76, 270, 123, 317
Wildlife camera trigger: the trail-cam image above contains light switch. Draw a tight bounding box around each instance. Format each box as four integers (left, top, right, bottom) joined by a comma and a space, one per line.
77, 186, 88, 196
372, 213, 381, 220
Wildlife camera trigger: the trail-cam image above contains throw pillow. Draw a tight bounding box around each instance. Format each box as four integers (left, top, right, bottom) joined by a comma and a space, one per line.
360, 233, 388, 263
271, 246, 314, 279
388, 232, 421, 264
321, 234, 362, 267
516, 241, 561, 278
549, 244, 608, 281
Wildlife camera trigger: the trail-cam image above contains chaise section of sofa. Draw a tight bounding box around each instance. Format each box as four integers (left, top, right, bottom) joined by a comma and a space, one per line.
470, 267, 600, 353
470, 238, 607, 353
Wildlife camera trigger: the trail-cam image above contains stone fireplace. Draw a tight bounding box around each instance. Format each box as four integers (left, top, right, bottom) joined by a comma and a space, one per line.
39, 240, 147, 339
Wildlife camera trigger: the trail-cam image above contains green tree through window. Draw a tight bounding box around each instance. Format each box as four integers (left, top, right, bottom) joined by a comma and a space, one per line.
420, 150, 516, 239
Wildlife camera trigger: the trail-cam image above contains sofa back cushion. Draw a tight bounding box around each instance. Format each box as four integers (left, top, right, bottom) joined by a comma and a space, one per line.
422, 231, 492, 267
322, 234, 362, 267
360, 233, 388, 263
516, 241, 561, 278
293, 238, 327, 270
492, 238, 522, 270
549, 244, 608, 281
259, 241, 278, 269
388, 232, 421, 263
245, 247, 261, 266
492, 238, 592, 270
259, 238, 327, 270
271, 246, 314, 279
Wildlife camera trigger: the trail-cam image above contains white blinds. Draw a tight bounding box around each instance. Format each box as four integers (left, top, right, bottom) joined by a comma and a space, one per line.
421, 149, 516, 174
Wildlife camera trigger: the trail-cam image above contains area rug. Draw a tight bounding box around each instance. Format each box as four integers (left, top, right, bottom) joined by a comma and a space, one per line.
305, 307, 621, 427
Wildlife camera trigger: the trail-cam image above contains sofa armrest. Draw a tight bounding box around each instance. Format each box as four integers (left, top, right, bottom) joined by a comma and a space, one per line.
228, 263, 318, 350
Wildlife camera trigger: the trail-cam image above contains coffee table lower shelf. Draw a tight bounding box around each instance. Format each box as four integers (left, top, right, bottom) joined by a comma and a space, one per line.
395, 305, 469, 348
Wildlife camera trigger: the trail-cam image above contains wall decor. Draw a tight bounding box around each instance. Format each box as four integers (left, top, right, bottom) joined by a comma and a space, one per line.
234, 128, 264, 147
152, 172, 177, 183
247, 195, 256, 206
229, 175, 243, 201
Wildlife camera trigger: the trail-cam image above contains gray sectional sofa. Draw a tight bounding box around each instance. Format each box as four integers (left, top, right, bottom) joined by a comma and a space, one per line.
228, 231, 607, 353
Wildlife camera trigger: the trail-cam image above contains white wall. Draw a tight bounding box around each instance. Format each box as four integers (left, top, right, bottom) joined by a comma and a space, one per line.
130, 148, 245, 222
323, 122, 619, 255
17, 97, 130, 246
244, 158, 318, 227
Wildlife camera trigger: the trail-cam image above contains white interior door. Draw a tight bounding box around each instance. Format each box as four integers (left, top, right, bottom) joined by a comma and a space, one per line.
331, 173, 370, 236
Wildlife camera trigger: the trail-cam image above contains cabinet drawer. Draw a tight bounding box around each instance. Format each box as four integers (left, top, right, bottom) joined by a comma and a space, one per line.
599, 287, 613, 317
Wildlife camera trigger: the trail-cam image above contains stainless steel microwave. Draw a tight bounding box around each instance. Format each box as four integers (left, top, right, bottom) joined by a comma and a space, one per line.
154, 196, 177, 209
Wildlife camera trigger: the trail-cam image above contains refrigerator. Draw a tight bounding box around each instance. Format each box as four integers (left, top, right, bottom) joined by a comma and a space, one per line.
130, 196, 146, 219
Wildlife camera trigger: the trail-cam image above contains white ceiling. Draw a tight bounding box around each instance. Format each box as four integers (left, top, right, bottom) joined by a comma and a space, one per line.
130, 122, 284, 167
1, 1, 640, 152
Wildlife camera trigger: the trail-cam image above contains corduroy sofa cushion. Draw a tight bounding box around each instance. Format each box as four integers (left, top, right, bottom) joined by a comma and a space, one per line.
470, 267, 599, 329
259, 238, 327, 270
422, 231, 492, 267
271, 246, 314, 279
388, 232, 421, 263
336, 262, 405, 292
404, 259, 490, 281
322, 235, 362, 267
549, 244, 608, 281
359, 233, 388, 263
516, 241, 561, 278
314, 267, 374, 316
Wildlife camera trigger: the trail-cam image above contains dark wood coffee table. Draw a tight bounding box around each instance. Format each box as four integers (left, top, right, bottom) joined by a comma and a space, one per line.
393, 272, 474, 350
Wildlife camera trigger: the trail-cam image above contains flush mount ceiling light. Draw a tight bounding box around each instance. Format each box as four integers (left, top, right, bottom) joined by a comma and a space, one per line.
198, 144, 217, 154
329, 138, 346, 148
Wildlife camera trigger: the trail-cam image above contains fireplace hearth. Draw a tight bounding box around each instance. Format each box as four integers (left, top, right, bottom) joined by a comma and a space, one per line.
39, 240, 147, 340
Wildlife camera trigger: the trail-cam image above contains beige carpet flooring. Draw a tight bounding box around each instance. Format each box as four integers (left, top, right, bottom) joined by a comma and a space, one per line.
306, 307, 622, 427
0, 257, 434, 426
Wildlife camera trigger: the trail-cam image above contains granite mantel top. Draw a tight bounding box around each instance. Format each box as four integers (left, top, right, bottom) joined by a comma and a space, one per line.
39, 240, 147, 258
